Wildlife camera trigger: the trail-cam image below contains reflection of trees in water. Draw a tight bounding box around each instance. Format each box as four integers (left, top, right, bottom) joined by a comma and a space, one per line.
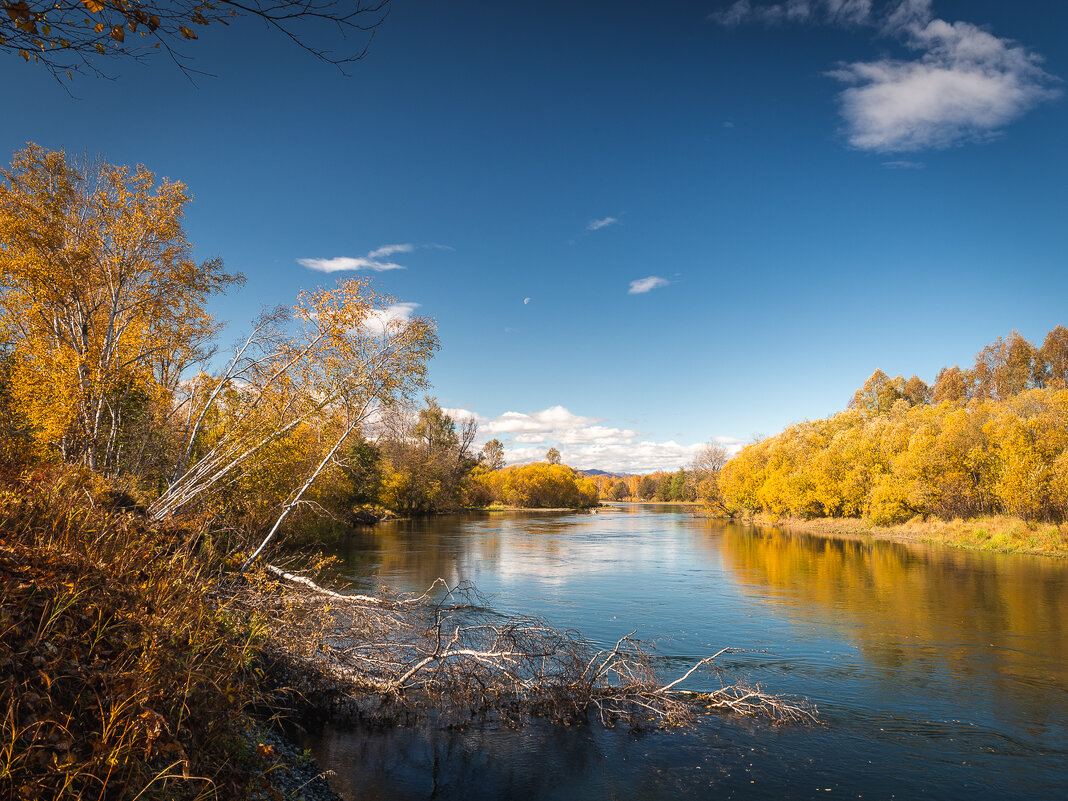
712, 524, 1068, 717
334, 509, 700, 593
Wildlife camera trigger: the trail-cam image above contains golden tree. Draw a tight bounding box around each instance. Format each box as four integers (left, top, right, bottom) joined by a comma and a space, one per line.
0, 144, 240, 473
144, 278, 438, 567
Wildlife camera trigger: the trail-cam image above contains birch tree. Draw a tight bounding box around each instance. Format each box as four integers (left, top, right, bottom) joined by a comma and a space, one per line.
147, 278, 438, 567
0, 144, 239, 473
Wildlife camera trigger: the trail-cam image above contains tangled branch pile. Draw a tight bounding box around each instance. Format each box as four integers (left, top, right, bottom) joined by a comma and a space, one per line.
251, 567, 816, 729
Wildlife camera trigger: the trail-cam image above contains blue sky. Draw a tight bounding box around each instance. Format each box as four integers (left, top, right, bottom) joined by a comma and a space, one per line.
4, 0, 1067, 471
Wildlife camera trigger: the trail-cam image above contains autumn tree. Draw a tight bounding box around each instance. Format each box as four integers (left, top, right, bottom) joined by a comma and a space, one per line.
376, 397, 479, 516
849, 370, 905, 414
971, 331, 1037, 401
931, 366, 968, 404
692, 442, 730, 513
0, 144, 240, 475
546, 446, 561, 465
149, 278, 438, 551
0, 0, 390, 79
480, 438, 505, 470
636, 474, 656, 500
481, 463, 597, 508
1037, 326, 1068, 389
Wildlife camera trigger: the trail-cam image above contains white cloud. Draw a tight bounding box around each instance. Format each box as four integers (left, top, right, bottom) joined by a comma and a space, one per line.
882, 159, 925, 168
299, 242, 450, 273
367, 243, 415, 259
361, 302, 421, 335
712, 0, 1059, 152
468, 404, 744, 473
440, 407, 484, 425
831, 17, 1058, 152
628, 276, 669, 295
587, 216, 619, 231
484, 405, 598, 436
523, 297, 531, 305
512, 433, 548, 444
297, 256, 406, 273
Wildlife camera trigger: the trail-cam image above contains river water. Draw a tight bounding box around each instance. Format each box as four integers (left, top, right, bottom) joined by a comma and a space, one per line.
302, 504, 1068, 800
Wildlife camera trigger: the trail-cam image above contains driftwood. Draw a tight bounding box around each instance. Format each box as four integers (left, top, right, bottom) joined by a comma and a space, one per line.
247, 566, 816, 729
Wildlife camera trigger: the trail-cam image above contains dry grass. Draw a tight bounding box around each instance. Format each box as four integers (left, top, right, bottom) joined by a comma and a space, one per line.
0, 467, 293, 800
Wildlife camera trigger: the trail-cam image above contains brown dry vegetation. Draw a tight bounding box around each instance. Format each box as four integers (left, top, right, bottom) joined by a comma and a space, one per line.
0, 467, 312, 801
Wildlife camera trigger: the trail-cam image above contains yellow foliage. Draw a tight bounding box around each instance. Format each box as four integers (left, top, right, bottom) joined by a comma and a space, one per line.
0, 145, 239, 474
722, 388, 1068, 524
467, 462, 598, 508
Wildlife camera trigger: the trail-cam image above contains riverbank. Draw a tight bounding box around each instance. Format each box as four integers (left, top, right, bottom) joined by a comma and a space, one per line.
746, 513, 1068, 557
0, 468, 340, 800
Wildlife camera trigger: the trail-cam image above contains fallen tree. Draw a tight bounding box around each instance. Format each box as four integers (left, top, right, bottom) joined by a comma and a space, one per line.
245, 567, 817, 729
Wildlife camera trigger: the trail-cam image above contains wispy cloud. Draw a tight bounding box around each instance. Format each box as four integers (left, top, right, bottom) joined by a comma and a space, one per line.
361, 302, 421, 335
712, 0, 1059, 152
523, 297, 531, 305
587, 216, 619, 231
299, 242, 450, 273
711, 0, 872, 27
298, 255, 406, 273
628, 276, 669, 295
882, 159, 925, 169
367, 243, 416, 259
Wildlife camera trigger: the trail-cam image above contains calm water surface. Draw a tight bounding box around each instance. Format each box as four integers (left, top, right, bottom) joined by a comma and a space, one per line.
303, 504, 1068, 800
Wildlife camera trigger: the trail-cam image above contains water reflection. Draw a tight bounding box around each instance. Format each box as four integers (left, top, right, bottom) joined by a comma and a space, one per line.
309, 506, 1068, 800
715, 526, 1067, 727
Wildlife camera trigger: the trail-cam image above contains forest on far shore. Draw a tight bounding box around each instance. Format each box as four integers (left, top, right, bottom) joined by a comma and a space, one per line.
715, 327, 1068, 525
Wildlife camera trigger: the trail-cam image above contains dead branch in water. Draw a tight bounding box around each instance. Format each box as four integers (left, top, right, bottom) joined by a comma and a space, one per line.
246, 566, 816, 728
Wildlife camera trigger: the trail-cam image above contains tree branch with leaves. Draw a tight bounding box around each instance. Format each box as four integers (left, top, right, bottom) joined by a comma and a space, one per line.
0, 0, 390, 79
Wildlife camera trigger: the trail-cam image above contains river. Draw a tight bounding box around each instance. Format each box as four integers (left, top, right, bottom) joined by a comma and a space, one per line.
301, 504, 1068, 800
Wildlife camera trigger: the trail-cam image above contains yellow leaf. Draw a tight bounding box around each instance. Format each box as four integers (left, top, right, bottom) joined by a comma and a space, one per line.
19, 50, 29, 61
81, 0, 106, 12
179, 25, 197, 40
110, 24, 124, 42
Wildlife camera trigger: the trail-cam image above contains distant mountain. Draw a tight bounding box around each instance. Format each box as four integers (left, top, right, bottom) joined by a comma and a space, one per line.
577, 468, 633, 478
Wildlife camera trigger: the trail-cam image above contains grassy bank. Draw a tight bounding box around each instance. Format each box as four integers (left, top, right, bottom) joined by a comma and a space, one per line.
0, 468, 331, 800
746, 513, 1068, 558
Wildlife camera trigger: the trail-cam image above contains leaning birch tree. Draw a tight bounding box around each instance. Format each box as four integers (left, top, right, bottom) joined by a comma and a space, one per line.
149, 277, 438, 567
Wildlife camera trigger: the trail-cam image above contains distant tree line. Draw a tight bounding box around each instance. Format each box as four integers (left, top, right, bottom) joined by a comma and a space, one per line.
719, 327, 1068, 524
466, 462, 599, 509
585, 443, 730, 510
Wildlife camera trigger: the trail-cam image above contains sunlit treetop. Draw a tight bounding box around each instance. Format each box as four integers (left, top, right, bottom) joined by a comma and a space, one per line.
0, 0, 389, 79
